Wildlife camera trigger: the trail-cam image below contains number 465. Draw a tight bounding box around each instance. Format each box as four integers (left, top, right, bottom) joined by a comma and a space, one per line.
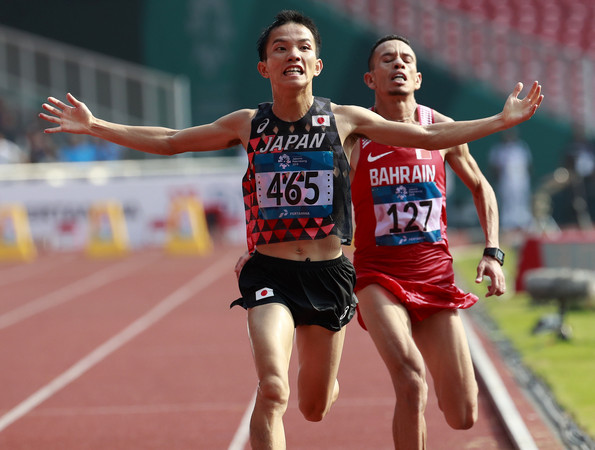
266, 171, 320, 206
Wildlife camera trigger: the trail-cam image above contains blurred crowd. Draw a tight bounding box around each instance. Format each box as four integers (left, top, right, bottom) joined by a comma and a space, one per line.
0, 96, 123, 164
488, 127, 595, 234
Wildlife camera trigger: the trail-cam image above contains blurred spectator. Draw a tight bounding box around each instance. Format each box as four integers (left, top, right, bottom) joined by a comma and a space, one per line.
489, 129, 533, 232
58, 134, 98, 162
564, 127, 595, 180
94, 137, 122, 161
562, 127, 595, 228
0, 99, 21, 143
0, 131, 26, 163
1, 95, 124, 163
26, 129, 58, 163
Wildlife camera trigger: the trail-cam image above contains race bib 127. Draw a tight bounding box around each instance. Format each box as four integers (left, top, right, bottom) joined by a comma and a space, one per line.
372, 182, 443, 246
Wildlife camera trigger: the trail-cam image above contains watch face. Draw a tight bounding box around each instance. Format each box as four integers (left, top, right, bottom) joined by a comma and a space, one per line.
484, 248, 504, 265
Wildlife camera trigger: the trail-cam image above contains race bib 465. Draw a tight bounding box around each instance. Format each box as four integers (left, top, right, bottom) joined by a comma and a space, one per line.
255, 151, 334, 219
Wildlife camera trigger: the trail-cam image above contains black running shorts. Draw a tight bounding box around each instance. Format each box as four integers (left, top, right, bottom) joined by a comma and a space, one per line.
231, 251, 357, 331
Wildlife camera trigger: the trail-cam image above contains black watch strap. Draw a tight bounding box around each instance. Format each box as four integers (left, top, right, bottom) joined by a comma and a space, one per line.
483, 247, 505, 266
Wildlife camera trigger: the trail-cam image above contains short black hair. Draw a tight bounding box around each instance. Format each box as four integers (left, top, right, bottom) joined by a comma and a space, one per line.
256, 10, 322, 61
367, 34, 412, 70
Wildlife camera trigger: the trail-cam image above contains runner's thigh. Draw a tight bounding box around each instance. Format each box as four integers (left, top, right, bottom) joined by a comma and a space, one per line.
357, 284, 424, 375
413, 310, 477, 407
295, 324, 345, 402
248, 303, 295, 381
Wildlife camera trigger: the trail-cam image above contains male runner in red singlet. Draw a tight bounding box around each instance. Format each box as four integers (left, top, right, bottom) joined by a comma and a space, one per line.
40, 11, 541, 448
351, 35, 507, 449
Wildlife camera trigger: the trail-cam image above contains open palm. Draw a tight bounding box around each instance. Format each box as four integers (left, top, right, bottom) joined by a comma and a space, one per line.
501, 81, 543, 127
40, 93, 93, 134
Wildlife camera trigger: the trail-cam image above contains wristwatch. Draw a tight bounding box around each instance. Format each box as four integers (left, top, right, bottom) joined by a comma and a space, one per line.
483, 247, 505, 266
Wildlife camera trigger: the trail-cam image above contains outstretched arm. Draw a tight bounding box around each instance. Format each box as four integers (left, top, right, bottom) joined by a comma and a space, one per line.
40, 93, 253, 156
340, 81, 543, 150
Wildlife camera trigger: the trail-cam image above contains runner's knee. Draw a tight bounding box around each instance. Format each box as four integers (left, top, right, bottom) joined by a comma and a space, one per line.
299, 397, 329, 422
394, 363, 428, 412
444, 397, 478, 430
298, 380, 338, 422
436, 379, 478, 430
402, 373, 428, 409
257, 375, 290, 412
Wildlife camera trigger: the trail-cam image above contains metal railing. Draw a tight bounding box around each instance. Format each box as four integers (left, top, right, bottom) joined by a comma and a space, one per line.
0, 25, 191, 130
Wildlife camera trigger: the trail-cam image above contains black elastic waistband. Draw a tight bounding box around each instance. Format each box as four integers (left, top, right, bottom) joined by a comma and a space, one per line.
252, 250, 348, 269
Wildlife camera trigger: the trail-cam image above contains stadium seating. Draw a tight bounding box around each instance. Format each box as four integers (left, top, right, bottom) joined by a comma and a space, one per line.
320, 0, 595, 134
435, 0, 595, 57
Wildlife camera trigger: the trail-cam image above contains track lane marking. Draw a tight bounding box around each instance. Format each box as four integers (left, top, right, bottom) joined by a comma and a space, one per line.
0, 254, 157, 330
0, 254, 76, 288
0, 255, 232, 432
462, 313, 539, 450
228, 390, 256, 450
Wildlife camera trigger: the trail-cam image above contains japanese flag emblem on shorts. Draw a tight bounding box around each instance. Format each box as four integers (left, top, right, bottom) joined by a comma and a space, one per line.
256, 288, 275, 301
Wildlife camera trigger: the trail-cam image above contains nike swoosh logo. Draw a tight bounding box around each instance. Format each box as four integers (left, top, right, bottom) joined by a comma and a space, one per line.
367, 151, 393, 163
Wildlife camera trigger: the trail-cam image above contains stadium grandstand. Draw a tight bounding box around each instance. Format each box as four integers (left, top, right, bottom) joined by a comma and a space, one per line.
320, 0, 595, 134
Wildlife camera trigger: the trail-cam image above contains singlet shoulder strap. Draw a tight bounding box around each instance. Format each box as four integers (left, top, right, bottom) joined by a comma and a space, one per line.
417, 105, 434, 126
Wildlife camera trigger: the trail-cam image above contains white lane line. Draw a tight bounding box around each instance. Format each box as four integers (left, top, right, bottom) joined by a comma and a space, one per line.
228, 389, 256, 450
0, 254, 156, 330
0, 255, 232, 432
30, 401, 255, 417
462, 313, 539, 450
0, 254, 77, 288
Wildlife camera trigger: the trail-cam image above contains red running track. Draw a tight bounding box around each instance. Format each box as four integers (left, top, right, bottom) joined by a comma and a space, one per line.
0, 245, 561, 449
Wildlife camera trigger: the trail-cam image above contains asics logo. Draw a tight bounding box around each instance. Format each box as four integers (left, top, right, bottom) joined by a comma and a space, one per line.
256, 118, 270, 134
339, 305, 350, 321
367, 151, 393, 163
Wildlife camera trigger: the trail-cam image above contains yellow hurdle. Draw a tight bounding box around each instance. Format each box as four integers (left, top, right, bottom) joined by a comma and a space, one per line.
165, 197, 212, 256
0, 204, 37, 262
85, 201, 130, 258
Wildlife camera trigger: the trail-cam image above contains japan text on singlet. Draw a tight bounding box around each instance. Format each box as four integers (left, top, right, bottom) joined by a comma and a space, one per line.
352, 105, 448, 251
242, 97, 352, 254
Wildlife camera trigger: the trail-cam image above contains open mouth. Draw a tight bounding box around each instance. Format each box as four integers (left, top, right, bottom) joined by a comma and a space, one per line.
392, 73, 406, 81
284, 66, 304, 76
